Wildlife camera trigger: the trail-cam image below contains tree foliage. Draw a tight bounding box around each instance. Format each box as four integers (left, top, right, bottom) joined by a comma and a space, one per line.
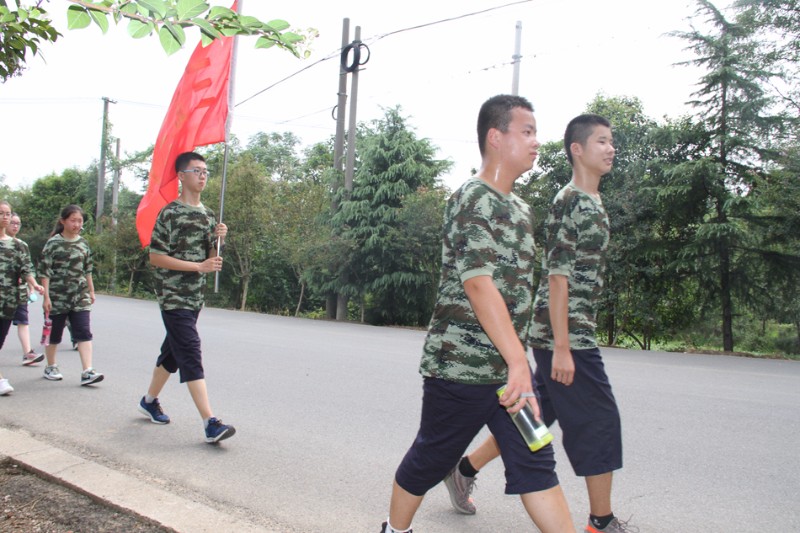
0, 2, 60, 81
0, 0, 312, 82
332, 107, 452, 325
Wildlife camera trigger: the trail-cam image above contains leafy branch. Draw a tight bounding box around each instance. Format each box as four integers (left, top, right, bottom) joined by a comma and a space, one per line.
0, 3, 60, 81
64, 0, 311, 56
0, 1, 313, 82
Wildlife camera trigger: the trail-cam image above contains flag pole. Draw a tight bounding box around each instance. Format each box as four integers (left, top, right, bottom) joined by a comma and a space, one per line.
215, 0, 241, 292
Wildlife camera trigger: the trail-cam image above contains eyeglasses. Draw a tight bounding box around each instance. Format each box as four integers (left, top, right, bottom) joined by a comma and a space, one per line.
181, 168, 210, 177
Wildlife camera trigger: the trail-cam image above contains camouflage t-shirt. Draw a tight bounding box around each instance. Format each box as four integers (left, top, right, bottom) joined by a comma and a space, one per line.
419, 178, 536, 385
528, 182, 610, 350
39, 234, 94, 315
15, 239, 33, 304
150, 200, 216, 311
0, 236, 32, 319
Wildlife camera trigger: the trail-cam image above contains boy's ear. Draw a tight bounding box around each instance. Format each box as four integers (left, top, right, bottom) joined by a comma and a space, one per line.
569, 141, 582, 160
486, 127, 502, 151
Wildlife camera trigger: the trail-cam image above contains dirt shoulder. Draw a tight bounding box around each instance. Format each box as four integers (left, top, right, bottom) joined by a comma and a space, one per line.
1, 458, 171, 533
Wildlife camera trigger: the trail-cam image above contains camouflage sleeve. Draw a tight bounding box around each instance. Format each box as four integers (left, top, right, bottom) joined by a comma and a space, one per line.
545, 193, 578, 277
206, 209, 217, 257
17, 240, 32, 280
150, 207, 172, 256
450, 192, 496, 282
83, 239, 93, 275
38, 239, 53, 279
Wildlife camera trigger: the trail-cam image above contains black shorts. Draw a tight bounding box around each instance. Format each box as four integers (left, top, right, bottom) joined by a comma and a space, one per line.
0, 318, 11, 350
394, 376, 559, 496
533, 347, 622, 477
158, 309, 204, 383
50, 310, 92, 344
12, 304, 28, 325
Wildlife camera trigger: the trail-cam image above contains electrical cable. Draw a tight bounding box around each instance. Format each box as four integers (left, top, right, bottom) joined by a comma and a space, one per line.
235, 0, 532, 107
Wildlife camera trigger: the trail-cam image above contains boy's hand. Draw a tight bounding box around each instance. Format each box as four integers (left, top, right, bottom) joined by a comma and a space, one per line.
213, 223, 227, 239
499, 362, 540, 418
199, 256, 223, 273
551, 346, 575, 386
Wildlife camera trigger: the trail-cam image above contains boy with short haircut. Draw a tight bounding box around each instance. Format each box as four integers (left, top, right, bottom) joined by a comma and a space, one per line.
138, 151, 235, 444
380, 95, 574, 533
444, 114, 636, 533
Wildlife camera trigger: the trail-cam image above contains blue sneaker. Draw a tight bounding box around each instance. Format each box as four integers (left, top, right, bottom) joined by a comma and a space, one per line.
138, 396, 170, 424
205, 417, 235, 443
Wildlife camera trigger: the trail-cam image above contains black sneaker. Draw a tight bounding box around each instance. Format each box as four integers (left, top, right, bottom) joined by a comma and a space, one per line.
204, 417, 235, 443
138, 396, 170, 424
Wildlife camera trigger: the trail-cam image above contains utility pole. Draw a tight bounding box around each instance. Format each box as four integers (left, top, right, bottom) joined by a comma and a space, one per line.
111, 138, 121, 227
110, 138, 121, 294
328, 17, 350, 319
511, 21, 522, 95
333, 18, 350, 190
96, 96, 116, 233
343, 25, 361, 194
336, 25, 364, 321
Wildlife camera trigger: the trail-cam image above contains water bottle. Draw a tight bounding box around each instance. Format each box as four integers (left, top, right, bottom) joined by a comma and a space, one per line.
496, 385, 553, 452
41, 314, 52, 346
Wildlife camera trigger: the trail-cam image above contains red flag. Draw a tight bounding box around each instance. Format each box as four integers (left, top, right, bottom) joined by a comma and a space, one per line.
135, 5, 236, 247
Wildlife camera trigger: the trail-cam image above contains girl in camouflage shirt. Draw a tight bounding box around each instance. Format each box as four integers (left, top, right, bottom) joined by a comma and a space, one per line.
0, 200, 43, 395
39, 205, 104, 386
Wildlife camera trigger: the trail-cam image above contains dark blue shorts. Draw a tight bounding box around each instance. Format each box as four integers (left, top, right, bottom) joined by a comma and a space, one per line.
394, 376, 559, 496
533, 347, 622, 476
158, 309, 204, 383
50, 310, 92, 344
12, 304, 28, 325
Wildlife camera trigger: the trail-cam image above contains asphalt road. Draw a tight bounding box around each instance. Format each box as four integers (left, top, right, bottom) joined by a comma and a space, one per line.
1, 295, 799, 532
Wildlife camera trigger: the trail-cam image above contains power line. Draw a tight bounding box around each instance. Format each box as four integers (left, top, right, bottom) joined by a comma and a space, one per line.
235, 0, 533, 107
365, 0, 531, 45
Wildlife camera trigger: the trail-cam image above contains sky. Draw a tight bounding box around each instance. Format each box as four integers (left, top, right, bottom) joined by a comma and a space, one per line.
0, 0, 734, 193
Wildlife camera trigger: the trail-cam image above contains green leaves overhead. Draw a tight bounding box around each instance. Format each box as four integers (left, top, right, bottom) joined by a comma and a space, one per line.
176, 0, 209, 20
62, 1, 312, 57
1, 1, 312, 80
66, 6, 92, 30
0, 4, 61, 82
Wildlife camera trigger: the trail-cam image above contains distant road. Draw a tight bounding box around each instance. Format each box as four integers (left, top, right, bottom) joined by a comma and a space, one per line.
1, 295, 798, 532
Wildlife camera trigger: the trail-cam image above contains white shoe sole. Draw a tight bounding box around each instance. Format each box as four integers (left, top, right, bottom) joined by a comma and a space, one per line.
23, 354, 45, 366
80, 374, 104, 386
137, 404, 170, 424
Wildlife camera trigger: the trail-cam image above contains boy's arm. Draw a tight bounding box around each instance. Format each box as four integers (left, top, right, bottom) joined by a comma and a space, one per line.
86, 273, 96, 304
549, 274, 575, 386
209, 223, 227, 258
149, 252, 222, 273
463, 275, 537, 416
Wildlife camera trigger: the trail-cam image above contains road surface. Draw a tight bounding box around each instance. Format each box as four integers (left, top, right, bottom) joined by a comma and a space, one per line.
1, 295, 798, 532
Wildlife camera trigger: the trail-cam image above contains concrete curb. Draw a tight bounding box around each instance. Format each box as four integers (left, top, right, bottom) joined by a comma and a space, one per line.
0, 427, 275, 533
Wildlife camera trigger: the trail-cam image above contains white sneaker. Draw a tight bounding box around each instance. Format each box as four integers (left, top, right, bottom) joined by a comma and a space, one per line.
0, 378, 14, 395
80, 368, 104, 386
22, 350, 45, 366
44, 365, 63, 381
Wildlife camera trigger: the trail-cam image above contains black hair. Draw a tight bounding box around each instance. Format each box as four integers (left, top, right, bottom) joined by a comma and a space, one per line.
477, 94, 534, 156
563, 114, 612, 166
51, 204, 85, 237
175, 152, 206, 173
